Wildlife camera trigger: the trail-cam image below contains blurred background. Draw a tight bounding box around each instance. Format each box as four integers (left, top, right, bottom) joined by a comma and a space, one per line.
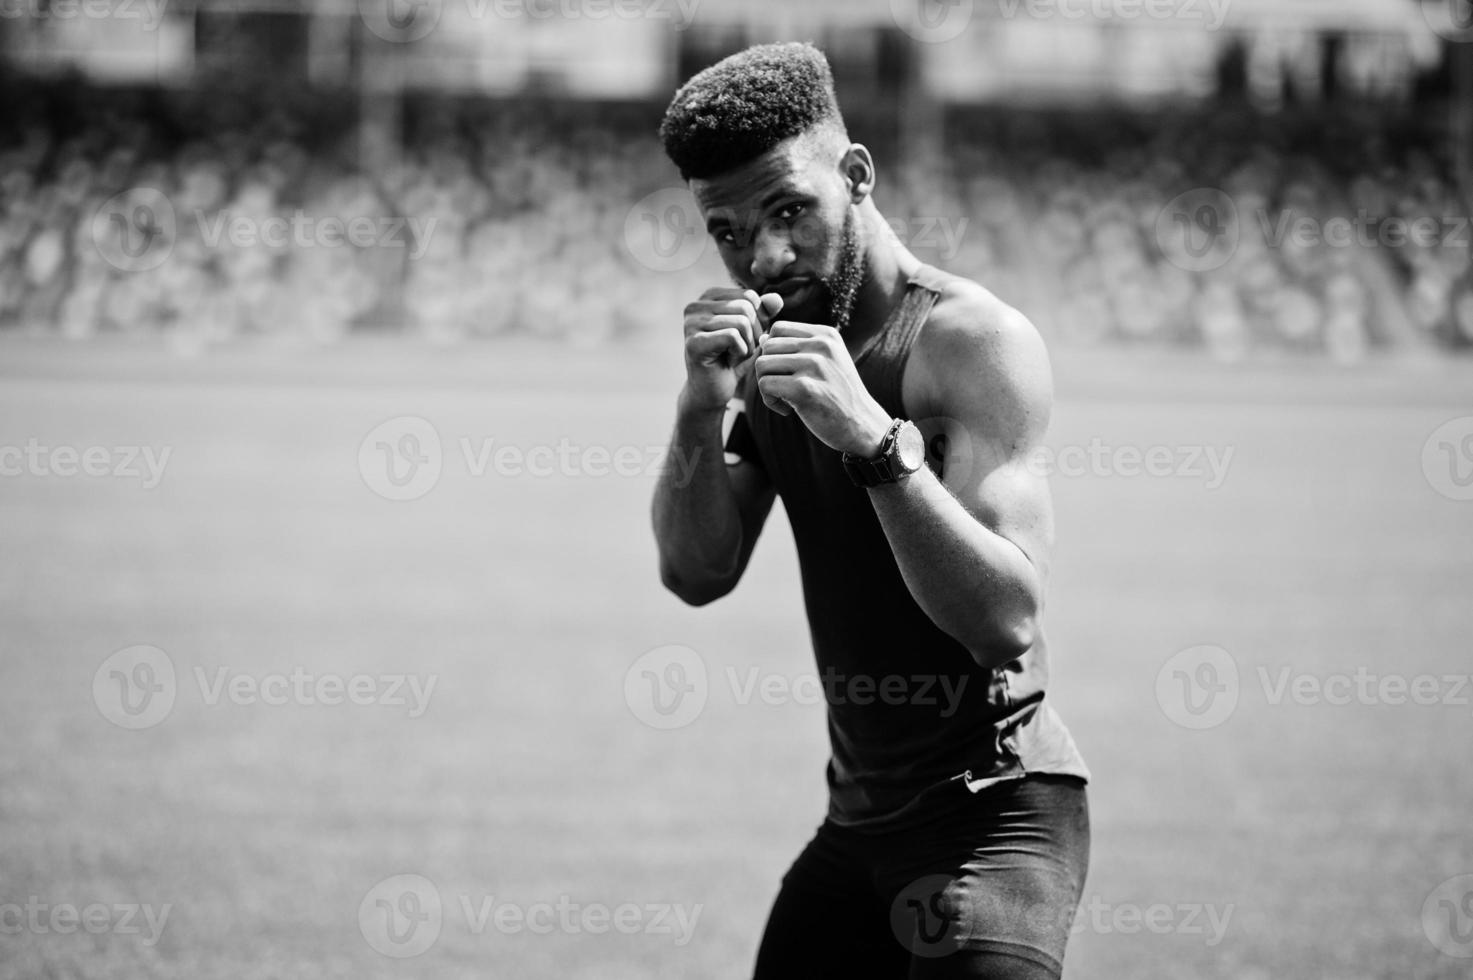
3, 0, 1473, 356
2, 1, 1472, 979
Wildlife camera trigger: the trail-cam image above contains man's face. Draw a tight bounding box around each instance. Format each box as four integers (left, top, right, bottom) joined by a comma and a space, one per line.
691, 137, 864, 331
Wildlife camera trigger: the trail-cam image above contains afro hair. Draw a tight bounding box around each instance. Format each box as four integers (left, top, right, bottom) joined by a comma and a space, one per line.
659, 42, 845, 181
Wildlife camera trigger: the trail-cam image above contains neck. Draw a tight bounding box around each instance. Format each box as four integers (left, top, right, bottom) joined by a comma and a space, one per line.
844, 201, 921, 355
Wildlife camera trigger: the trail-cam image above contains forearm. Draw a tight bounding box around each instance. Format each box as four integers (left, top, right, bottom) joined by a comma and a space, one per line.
867, 466, 1044, 668
651, 392, 743, 602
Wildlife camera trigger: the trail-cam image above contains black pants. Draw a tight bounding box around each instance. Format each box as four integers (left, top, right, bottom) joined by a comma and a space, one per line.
752, 775, 1090, 979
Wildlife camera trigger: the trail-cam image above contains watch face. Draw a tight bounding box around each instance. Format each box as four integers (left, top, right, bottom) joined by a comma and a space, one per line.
896, 422, 927, 472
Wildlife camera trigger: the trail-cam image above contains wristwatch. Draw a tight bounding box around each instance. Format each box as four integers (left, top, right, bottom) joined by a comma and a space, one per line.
842, 419, 926, 487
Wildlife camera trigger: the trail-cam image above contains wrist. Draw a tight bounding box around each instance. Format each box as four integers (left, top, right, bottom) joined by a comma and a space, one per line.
842, 418, 926, 488
850, 410, 898, 459
676, 386, 730, 422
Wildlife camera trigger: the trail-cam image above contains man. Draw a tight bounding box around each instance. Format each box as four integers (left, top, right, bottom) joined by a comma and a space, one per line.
650, 43, 1090, 979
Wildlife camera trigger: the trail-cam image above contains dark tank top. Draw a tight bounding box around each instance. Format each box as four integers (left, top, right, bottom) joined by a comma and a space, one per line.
738, 263, 1090, 828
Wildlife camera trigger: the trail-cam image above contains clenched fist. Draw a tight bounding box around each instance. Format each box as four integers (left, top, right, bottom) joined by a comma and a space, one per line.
753, 321, 893, 457
681, 287, 784, 413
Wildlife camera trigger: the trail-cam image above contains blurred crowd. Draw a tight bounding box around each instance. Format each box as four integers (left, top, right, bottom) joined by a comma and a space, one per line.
906, 105, 1473, 362
2, 79, 1471, 360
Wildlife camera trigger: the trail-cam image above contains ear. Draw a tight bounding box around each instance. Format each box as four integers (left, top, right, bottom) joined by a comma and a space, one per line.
839, 143, 875, 204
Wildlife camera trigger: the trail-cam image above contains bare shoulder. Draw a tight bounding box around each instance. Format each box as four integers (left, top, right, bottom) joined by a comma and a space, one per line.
904, 275, 1054, 441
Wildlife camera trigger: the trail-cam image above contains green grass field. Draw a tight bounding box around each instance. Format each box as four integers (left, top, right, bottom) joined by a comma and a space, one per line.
2, 336, 1471, 979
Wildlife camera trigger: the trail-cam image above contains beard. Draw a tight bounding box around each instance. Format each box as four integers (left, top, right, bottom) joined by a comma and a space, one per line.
733, 206, 865, 332
819, 207, 864, 333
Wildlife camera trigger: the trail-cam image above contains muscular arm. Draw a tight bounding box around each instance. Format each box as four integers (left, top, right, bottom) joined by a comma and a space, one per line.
652, 287, 783, 607
652, 393, 775, 606
869, 294, 1055, 668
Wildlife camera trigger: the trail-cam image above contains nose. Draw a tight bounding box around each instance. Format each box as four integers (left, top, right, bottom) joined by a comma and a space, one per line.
749, 220, 794, 284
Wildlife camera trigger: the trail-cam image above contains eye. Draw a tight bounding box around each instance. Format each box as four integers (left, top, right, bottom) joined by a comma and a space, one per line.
777, 203, 805, 222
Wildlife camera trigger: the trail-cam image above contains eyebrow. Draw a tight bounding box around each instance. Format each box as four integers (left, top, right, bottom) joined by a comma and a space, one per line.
705, 186, 798, 234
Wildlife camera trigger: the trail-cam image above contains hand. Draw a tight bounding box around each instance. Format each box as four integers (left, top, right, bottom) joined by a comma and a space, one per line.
753, 321, 894, 456
680, 287, 784, 413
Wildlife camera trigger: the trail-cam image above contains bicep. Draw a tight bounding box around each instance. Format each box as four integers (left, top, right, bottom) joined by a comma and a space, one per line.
921, 303, 1056, 577
944, 448, 1053, 579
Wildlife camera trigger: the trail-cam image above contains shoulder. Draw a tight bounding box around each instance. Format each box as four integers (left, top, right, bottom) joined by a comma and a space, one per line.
905, 274, 1054, 439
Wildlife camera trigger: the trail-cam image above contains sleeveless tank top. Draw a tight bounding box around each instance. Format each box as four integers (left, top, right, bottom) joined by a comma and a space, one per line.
739, 262, 1091, 828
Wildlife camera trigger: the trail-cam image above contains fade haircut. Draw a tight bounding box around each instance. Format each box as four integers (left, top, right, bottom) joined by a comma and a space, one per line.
659, 42, 849, 182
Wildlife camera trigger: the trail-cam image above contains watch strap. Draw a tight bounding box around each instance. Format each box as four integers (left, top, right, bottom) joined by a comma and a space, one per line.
842, 419, 906, 488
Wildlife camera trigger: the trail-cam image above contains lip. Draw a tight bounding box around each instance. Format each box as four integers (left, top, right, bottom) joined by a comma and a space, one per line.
765, 277, 814, 295
765, 278, 818, 306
